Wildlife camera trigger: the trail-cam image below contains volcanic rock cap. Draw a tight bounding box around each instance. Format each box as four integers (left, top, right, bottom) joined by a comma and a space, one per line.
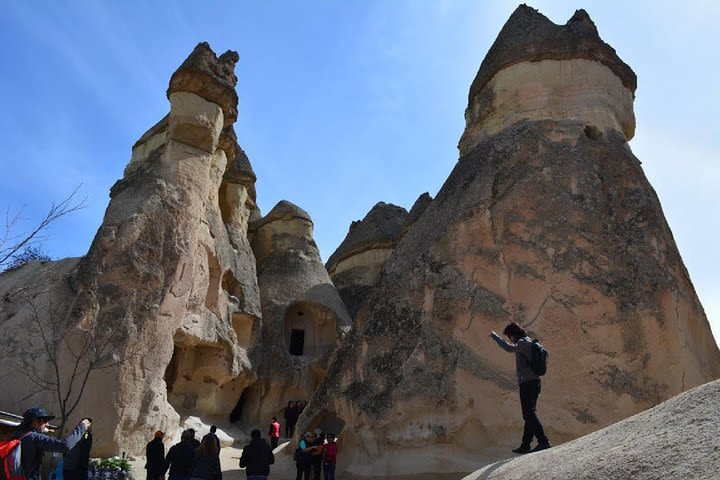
326, 194, 433, 317
460, 4, 636, 155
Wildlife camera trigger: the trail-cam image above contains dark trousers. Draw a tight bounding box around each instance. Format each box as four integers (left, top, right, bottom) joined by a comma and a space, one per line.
519, 379, 549, 447
323, 463, 336, 480
271, 436, 279, 449
63, 470, 86, 480
311, 460, 322, 480
295, 461, 311, 480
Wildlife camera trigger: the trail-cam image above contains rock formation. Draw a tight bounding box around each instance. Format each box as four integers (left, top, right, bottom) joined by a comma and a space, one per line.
1, 6, 718, 474
0, 42, 346, 456
326, 194, 432, 318
463, 378, 720, 480
75, 42, 262, 455
234, 201, 352, 424
296, 5, 720, 476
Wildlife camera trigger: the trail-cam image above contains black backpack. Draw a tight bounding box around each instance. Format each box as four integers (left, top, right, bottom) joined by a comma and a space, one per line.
528, 339, 548, 376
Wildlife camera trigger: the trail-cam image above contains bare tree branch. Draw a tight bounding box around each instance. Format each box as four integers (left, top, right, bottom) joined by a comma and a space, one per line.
15, 288, 144, 435
1, 186, 86, 270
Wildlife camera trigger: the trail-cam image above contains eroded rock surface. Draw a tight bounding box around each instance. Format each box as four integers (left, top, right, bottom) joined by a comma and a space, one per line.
0, 43, 262, 456
327, 195, 433, 319
296, 6, 720, 476
326, 203, 408, 318
80, 43, 261, 455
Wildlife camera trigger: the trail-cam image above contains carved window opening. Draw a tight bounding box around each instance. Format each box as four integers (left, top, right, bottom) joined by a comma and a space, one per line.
289, 329, 305, 356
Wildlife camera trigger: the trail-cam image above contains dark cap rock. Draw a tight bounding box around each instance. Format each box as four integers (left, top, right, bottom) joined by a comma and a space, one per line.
252, 200, 312, 231
223, 145, 257, 202
467, 5, 637, 107
326, 202, 408, 273
167, 42, 240, 127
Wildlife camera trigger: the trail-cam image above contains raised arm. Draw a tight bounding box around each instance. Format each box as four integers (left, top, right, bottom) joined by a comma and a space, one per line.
490, 331, 517, 352
32, 423, 87, 453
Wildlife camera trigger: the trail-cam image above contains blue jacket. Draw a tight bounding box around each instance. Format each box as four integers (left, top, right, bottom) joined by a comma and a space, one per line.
16, 425, 87, 480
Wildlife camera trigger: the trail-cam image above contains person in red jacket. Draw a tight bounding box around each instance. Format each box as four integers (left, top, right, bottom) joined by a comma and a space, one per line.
322, 433, 338, 480
268, 417, 280, 449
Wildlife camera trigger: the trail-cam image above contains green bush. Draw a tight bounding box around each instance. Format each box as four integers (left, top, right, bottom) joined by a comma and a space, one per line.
94, 457, 131, 472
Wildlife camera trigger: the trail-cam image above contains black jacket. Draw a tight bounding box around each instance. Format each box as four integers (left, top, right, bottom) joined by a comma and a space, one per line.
164, 440, 196, 478
145, 437, 166, 474
239, 438, 274, 476
201, 432, 221, 452
190, 454, 221, 480
63, 432, 93, 472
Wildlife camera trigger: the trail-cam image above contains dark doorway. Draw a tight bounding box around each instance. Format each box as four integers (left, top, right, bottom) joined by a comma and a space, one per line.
290, 329, 305, 356
229, 387, 252, 423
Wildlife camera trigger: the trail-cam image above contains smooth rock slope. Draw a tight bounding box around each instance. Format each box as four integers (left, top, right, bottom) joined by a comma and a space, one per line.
464, 379, 720, 480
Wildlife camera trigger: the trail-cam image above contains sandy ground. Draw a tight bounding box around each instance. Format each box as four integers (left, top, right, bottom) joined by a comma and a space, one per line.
131, 438, 467, 480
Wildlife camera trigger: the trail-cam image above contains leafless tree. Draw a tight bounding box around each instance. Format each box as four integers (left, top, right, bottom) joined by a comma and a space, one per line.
1, 186, 85, 271
15, 291, 139, 435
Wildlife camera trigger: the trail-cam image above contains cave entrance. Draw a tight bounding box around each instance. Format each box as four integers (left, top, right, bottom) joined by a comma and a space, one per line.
289, 329, 305, 355
229, 387, 252, 423
164, 346, 179, 394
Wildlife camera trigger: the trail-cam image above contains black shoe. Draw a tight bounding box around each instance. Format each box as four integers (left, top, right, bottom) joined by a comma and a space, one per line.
512, 445, 531, 454
531, 443, 552, 452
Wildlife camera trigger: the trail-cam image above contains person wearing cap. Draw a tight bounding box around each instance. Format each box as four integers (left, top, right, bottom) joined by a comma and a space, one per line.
145, 430, 166, 480
238, 429, 274, 480
14, 407, 90, 480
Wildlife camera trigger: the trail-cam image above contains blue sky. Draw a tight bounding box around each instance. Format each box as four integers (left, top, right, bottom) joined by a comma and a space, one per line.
1, 1, 719, 344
